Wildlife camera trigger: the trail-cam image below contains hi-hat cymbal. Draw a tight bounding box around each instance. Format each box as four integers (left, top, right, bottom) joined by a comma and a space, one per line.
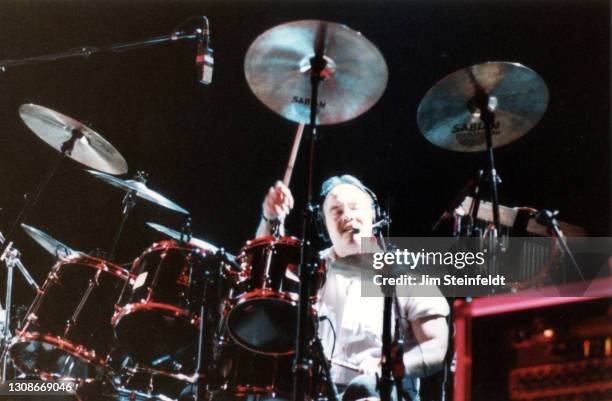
19, 104, 128, 175
86, 170, 189, 215
417, 62, 549, 152
21, 223, 83, 259
244, 20, 388, 125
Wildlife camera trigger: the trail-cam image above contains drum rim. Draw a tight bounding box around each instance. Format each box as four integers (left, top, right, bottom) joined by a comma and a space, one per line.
112, 302, 200, 329
54, 254, 132, 281
9, 330, 105, 381
241, 235, 301, 251
132, 239, 215, 272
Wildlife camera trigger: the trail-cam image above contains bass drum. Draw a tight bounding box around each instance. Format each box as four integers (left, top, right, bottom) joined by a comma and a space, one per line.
9, 255, 130, 382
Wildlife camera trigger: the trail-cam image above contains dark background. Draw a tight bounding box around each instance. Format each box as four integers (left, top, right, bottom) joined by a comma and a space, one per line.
0, 0, 609, 307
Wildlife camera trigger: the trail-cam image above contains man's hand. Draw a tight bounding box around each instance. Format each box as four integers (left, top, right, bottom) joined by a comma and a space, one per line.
262, 181, 294, 220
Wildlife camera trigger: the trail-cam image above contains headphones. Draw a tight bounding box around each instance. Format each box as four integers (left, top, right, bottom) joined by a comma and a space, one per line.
314, 183, 387, 243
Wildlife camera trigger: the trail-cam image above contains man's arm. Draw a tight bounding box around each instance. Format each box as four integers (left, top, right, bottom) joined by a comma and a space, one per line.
403, 315, 449, 377
256, 181, 294, 237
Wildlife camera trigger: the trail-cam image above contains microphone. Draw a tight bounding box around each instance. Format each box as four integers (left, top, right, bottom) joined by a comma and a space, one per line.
196, 16, 213, 85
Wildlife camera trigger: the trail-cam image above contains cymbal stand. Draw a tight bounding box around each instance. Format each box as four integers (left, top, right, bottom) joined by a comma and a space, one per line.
294, 23, 329, 401
0, 237, 39, 381
465, 68, 502, 238
0, 129, 84, 381
108, 171, 147, 261
310, 327, 340, 401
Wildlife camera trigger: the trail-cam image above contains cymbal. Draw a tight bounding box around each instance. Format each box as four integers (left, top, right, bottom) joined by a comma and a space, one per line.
417, 62, 549, 152
21, 223, 83, 259
145, 222, 238, 266
19, 104, 128, 175
145, 222, 218, 253
244, 20, 388, 125
86, 170, 189, 215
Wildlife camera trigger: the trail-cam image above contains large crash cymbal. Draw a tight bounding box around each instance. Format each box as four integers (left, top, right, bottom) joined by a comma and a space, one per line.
21, 223, 83, 259
417, 62, 549, 152
244, 20, 388, 125
19, 104, 128, 175
87, 170, 189, 215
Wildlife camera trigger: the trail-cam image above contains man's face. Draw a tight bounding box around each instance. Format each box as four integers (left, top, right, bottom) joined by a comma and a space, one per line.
322, 183, 374, 258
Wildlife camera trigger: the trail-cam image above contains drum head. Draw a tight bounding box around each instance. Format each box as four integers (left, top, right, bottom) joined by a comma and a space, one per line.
9, 335, 99, 381
226, 294, 313, 355
113, 306, 198, 371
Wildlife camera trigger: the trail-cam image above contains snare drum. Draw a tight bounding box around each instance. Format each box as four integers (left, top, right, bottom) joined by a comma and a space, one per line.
9, 255, 130, 381
113, 240, 230, 372
225, 236, 323, 355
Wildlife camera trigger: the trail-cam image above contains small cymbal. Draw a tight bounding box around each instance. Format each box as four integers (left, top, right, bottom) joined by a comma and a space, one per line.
145, 222, 238, 266
244, 20, 388, 125
87, 170, 189, 215
21, 223, 83, 259
19, 104, 128, 175
417, 62, 549, 152
145, 222, 218, 253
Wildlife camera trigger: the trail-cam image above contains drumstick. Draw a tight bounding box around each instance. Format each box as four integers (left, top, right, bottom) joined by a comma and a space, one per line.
282, 123, 305, 187
331, 358, 363, 373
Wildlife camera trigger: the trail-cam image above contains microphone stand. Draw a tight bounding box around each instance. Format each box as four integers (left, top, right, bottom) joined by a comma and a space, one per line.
293, 23, 328, 401
0, 25, 200, 72
534, 209, 585, 281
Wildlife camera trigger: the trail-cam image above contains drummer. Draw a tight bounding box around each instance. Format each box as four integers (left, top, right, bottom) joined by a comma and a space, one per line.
257, 175, 449, 401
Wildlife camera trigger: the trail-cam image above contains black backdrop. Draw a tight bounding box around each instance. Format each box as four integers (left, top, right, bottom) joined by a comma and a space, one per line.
0, 0, 609, 307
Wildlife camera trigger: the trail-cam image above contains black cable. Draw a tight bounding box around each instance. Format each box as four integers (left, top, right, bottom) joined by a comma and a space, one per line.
320, 315, 337, 360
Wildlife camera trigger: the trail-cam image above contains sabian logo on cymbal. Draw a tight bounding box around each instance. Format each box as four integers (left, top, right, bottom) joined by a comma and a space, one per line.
452, 121, 501, 146
292, 96, 326, 109
451, 121, 501, 134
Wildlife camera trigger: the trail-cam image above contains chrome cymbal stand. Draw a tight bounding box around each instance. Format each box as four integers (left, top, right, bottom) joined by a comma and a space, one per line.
0, 232, 39, 381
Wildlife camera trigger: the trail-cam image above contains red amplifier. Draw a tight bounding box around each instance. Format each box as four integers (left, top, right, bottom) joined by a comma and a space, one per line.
453, 277, 612, 401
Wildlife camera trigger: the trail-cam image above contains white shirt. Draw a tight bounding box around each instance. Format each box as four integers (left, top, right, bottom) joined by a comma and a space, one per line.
316, 247, 450, 385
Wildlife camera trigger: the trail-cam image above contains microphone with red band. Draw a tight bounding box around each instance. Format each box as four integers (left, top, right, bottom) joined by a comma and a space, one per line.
196, 16, 213, 85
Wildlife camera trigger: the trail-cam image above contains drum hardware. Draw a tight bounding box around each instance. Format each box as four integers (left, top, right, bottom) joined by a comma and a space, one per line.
0, 234, 39, 381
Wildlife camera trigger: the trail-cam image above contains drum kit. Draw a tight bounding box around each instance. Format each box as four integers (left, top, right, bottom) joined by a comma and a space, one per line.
0, 15, 575, 401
